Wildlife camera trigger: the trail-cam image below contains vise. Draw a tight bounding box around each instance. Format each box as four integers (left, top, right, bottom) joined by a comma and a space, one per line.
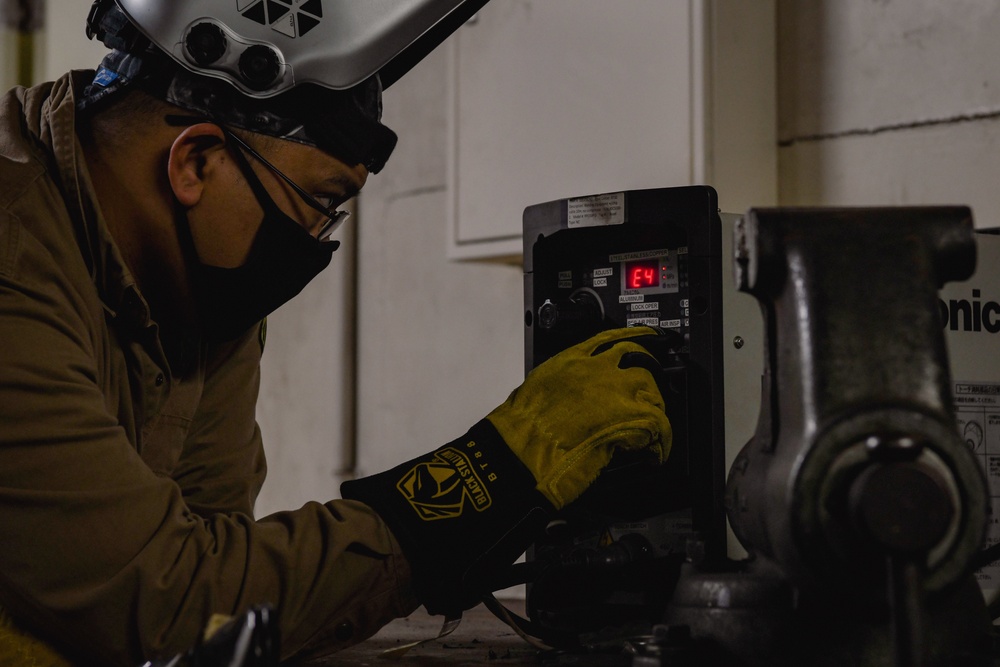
660, 207, 992, 667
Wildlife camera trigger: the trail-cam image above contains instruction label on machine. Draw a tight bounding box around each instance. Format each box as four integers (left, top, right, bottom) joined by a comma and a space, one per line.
567, 193, 626, 228
953, 381, 1000, 588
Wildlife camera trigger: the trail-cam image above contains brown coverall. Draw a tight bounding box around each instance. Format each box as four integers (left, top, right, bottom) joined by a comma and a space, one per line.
0, 72, 416, 665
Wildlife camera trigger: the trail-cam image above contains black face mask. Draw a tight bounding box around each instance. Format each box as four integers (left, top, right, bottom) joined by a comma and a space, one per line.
191, 141, 340, 343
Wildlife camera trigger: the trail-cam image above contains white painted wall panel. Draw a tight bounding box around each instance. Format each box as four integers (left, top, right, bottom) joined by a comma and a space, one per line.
354, 45, 524, 476
355, 187, 524, 477
450, 0, 696, 257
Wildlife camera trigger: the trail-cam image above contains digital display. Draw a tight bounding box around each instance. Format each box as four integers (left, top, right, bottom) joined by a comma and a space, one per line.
625, 260, 660, 289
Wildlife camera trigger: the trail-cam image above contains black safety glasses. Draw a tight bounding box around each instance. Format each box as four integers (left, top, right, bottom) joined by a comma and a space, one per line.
165, 115, 351, 241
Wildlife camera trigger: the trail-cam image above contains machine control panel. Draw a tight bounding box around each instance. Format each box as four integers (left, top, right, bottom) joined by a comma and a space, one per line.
522, 185, 730, 641
536, 248, 688, 335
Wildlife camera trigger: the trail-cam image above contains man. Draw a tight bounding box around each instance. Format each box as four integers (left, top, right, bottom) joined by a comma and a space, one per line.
0, 1, 673, 664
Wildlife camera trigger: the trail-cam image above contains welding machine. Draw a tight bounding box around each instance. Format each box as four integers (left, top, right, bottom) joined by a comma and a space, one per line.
520, 185, 762, 645
519, 185, 1000, 653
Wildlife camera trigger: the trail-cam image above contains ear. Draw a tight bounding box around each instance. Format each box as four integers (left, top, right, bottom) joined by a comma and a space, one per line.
167, 123, 227, 207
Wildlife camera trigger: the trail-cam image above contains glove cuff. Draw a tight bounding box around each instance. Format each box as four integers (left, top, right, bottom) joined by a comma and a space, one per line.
341, 419, 553, 615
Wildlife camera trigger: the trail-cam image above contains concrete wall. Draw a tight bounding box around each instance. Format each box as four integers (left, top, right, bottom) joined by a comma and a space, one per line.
777, 0, 1000, 224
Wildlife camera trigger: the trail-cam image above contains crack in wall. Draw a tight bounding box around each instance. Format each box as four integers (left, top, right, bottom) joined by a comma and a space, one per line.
384, 185, 447, 203
779, 107, 1000, 148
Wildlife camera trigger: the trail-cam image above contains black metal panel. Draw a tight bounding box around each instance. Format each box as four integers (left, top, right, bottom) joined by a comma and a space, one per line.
521, 185, 726, 641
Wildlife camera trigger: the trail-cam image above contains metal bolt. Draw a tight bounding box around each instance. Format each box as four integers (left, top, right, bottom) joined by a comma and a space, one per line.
733, 336, 744, 349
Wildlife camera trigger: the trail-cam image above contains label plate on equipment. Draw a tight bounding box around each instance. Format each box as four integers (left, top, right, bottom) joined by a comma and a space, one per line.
567, 193, 626, 228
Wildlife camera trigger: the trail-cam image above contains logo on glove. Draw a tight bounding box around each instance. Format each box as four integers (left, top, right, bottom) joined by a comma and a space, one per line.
397, 445, 493, 520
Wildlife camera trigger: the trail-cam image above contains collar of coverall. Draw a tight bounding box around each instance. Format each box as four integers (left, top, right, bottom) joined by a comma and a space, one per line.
78, 48, 399, 174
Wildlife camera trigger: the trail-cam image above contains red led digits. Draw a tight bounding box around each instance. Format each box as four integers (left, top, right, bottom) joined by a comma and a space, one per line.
625, 260, 659, 289
631, 267, 654, 287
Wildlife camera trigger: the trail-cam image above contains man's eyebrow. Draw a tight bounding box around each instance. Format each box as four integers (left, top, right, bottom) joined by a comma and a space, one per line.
323, 173, 363, 198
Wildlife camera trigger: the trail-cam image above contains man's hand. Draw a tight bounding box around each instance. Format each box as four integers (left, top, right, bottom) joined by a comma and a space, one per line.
488, 326, 673, 508
341, 327, 673, 616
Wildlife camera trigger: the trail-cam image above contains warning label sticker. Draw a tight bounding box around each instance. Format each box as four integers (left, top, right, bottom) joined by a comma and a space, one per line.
954, 381, 1000, 590
567, 193, 626, 228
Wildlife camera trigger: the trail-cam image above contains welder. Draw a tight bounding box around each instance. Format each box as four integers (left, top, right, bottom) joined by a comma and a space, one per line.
0, 1, 673, 664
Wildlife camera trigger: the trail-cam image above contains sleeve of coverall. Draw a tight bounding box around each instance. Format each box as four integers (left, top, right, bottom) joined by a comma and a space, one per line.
170, 326, 269, 518
0, 212, 416, 666
172, 324, 424, 659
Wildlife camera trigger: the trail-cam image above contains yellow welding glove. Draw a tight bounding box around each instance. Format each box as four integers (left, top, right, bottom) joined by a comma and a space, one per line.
487, 326, 673, 509
342, 326, 673, 616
